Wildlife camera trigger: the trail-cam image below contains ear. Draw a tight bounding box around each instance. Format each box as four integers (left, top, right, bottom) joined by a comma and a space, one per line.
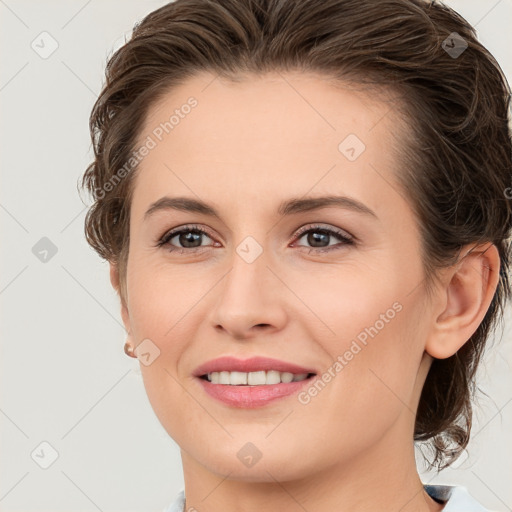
109, 261, 131, 335
425, 242, 501, 359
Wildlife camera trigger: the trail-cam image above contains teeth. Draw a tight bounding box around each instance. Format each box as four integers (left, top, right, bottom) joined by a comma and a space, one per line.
206, 370, 310, 385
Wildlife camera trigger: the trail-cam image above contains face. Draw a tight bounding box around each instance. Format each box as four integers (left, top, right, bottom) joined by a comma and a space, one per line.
119, 71, 434, 482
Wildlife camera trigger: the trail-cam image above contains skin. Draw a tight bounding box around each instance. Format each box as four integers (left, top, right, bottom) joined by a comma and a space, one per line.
110, 71, 500, 512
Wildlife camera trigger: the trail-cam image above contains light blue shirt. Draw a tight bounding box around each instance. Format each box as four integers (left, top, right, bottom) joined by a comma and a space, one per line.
162, 484, 490, 512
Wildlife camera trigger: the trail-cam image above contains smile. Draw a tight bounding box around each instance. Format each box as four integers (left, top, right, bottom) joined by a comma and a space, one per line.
200, 370, 315, 385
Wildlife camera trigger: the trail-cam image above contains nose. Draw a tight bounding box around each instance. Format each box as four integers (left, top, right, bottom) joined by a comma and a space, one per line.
209, 247, 287, 340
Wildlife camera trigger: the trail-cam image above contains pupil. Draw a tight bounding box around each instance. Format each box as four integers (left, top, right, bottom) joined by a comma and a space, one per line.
181, 231, 201, 248
309, 231, 328, 247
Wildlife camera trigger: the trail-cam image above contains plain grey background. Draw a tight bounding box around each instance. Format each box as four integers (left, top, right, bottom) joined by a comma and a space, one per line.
1, 1, 511, 511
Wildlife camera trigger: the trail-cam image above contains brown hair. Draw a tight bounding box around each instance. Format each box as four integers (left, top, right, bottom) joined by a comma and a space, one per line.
80, 0, 512, 470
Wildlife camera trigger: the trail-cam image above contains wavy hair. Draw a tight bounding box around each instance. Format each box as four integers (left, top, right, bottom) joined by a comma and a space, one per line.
80, 0, 512, 470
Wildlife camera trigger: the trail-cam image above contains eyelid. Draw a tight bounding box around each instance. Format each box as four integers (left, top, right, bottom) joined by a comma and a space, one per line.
293, 223, 354, 242
156, 223, 216, 246
156, 222, 356, 252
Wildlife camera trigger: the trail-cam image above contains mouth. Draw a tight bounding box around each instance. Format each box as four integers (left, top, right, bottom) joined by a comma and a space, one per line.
196, 370, 318, 408
198, 371, 317, 385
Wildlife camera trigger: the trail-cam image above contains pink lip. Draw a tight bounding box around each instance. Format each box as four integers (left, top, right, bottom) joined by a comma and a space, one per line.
193, 356, 317, 409
197, 377, 316, 408
193, 356, 317, 377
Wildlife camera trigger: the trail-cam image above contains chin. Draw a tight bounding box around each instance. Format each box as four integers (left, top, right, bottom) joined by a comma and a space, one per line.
189, 441, 312, 482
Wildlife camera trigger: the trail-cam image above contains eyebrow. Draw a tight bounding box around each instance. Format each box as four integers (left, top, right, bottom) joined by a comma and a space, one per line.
144, 195, 378, 221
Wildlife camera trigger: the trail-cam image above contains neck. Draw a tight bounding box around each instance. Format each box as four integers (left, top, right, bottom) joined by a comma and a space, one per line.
179, 414, 443, 512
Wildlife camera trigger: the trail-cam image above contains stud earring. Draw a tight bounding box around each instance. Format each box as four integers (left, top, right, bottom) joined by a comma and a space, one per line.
124, 341, 137, 358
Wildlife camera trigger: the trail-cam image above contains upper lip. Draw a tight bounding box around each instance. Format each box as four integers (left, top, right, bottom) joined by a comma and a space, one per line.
193, 356, 317, 377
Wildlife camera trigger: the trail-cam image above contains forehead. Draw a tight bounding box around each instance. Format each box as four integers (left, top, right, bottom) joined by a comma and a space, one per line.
130, 71, 407, 222
138, 70, 398, 152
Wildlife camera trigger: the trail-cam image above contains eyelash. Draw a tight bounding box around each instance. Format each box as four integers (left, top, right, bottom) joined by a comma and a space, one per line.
156, 223, 355, 255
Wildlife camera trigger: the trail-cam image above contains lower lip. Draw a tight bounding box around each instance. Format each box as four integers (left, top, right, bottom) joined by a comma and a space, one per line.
196, 375, 316, 408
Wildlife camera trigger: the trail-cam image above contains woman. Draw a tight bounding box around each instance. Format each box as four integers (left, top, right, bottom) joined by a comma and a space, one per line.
80, 0, 511, 510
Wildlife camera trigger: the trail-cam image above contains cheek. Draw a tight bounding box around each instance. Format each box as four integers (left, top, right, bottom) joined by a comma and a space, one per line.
127, 243, 423, 402
290, 263, 404, 350
295, 311, 421, 462
297, 270, 423, 424
126, 256, 204, 340
124, 265, 185, 400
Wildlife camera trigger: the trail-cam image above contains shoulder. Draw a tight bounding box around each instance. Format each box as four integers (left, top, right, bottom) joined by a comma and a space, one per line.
164, 485, 492, 512
162, 489, 185, 512
424, 484, 491, 512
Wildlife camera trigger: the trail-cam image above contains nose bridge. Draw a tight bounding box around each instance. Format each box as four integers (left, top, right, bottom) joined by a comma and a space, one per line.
225, 220, 272, 290
210, 233, 286, 337
223, 237, 271, 310
233, 238, 268, 293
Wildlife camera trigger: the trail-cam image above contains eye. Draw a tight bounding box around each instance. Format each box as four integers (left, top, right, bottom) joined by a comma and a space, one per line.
156, 223, 355, 255
292, 224, 354, 253
156, 224, 217, 254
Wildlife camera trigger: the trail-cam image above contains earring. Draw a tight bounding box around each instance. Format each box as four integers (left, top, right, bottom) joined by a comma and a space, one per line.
124, 341, 137, 358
